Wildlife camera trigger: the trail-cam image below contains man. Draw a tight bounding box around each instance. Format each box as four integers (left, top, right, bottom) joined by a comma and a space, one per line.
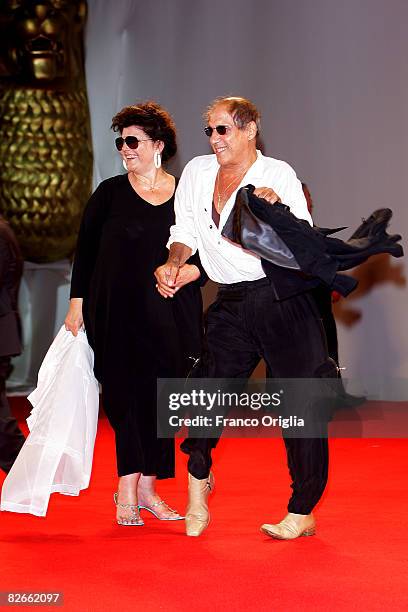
0, 215, 25, 473
155, 96, 331, 539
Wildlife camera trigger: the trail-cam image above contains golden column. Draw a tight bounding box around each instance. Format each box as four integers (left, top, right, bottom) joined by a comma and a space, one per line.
0, 0, 93, 262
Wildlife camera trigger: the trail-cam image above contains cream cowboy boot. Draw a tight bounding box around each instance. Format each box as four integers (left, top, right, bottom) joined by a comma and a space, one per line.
185, 472, 215, 537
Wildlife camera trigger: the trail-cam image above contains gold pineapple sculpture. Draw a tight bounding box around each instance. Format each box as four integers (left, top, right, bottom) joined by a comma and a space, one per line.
0, 0, 93, 262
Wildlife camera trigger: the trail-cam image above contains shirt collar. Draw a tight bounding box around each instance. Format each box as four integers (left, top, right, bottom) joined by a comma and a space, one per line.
245, 150, 265, 182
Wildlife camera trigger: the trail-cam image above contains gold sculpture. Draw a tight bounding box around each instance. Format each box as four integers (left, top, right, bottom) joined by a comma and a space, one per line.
0, 0, 93, 262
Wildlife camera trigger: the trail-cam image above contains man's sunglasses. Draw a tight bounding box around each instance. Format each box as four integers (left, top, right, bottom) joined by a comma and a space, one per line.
204, 125, 230, 137
115, 136, 152, 151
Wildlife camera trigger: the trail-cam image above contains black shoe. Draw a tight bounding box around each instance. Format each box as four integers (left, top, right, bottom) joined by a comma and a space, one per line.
347, 208, 403, 258
349, 208, 400, 241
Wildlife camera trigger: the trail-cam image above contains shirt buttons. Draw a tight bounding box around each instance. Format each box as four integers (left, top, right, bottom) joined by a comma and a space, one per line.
209, 224, 213, 229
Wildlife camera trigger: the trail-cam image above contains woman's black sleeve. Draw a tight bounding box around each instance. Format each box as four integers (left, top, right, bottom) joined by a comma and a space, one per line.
70, 181, 110, 299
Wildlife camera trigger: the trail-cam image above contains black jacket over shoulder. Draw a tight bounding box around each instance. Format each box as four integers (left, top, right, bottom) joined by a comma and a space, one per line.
222, 185, 403, 300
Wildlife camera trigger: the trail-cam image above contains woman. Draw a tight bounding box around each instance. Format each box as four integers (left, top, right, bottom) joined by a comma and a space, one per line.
65, 102, 203, 525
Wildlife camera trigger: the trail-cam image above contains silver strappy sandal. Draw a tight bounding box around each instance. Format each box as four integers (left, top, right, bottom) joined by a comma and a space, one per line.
138, 499, 184, 521
113, 492, 144, 526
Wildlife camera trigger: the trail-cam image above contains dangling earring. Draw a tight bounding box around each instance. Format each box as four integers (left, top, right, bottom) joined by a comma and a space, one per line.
122, 159, 128, 171
154, 151, 162, 169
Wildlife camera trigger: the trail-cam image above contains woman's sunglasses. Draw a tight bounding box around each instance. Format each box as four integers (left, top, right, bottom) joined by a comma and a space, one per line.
115, 136, 152, 151
204, 125, 229, 137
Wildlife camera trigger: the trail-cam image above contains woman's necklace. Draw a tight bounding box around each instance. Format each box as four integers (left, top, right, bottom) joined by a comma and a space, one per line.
215, 166, 249, 212
132, 172, 164, 191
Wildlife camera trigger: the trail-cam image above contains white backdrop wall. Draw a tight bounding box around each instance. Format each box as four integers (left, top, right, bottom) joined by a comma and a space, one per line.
13, 0, 407, 393
84, 0, 408, 391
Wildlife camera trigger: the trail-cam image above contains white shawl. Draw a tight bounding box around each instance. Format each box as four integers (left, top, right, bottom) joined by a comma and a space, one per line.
1, 326, 99, 517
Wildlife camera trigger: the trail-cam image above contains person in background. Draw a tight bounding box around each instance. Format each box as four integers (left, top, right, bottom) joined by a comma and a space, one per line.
0, 215, 25, 474
303, 182, 365, 407
302, 182, 341, 365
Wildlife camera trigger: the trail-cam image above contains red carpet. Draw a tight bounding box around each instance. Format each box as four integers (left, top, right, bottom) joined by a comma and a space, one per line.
1, 404, 407, 611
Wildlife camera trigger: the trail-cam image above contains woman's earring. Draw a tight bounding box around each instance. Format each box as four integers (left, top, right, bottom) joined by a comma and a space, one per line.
154, 151, 162, 169
122, 159, 128, 171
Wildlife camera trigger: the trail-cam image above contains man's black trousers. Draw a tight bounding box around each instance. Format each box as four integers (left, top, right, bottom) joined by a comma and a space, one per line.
181, 277, 332, 515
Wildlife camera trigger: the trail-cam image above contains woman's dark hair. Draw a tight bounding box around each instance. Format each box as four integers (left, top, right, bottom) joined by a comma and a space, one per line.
111, 101, 177, 162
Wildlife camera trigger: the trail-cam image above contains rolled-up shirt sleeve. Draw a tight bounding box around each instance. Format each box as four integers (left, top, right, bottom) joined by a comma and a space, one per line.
168, 161, 198, 254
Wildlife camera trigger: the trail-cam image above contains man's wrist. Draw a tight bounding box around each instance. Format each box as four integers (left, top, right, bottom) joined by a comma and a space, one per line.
168, 242, 192, 268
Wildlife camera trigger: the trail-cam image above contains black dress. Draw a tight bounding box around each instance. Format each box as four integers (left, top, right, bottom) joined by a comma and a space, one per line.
70, 174, 203, 478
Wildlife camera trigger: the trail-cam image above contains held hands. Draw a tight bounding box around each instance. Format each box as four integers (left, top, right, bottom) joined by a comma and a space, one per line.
64, 298, 84, 336
154, 263, 200, 298
175, 264, 201, 289
253, 186, 281, 204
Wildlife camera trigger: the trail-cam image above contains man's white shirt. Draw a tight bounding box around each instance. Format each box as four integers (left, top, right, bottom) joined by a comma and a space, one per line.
169, 150, 312, 284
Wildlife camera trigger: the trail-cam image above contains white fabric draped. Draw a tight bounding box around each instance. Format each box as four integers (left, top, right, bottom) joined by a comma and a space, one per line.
1, 327, 99, 517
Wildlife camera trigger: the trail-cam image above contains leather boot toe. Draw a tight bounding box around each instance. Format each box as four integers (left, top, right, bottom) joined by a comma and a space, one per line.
260, 512, 316, 540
